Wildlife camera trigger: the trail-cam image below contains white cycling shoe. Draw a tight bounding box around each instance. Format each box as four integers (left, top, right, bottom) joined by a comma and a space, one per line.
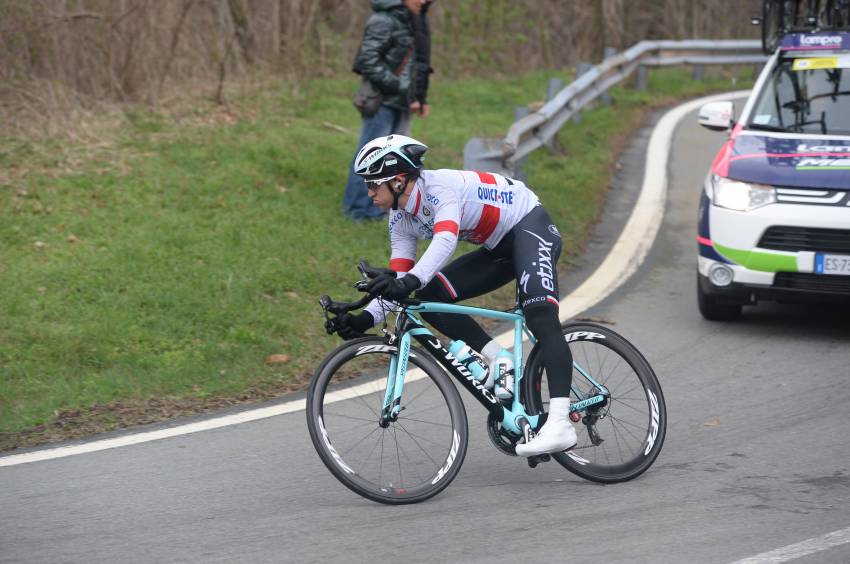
515, 397, 577, 457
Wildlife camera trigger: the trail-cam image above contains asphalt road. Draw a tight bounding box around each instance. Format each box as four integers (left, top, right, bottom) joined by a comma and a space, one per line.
3, 99, 850, 564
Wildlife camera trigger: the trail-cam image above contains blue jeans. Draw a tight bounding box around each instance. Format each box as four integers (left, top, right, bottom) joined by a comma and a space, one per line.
342, 105, 406, 220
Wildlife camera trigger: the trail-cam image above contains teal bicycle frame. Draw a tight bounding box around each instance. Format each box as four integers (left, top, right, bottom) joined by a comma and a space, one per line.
378, 301, 610, 437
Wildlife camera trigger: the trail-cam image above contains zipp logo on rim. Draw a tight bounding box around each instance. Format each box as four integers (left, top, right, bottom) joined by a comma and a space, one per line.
432, 430, 461, 484
564, 331, 606, 343
356, 345, 401, 356
644, 390, 661, 456
319, 417, 355, 474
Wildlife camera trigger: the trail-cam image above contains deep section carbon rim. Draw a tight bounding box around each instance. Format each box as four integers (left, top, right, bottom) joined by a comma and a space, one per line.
306, 337, 468, 504
523, 323, 666, 483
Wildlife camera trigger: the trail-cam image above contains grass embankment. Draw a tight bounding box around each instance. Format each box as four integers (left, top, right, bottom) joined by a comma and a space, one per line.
0, 68, 752, 450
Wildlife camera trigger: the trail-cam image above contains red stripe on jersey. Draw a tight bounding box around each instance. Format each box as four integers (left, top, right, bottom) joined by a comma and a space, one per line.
469, 204, 500, 244
546, 296, 560, 308
475, 171, 497, 184
412, 190, 422, 216
436, 272, 458, 299
434, 220, 459, 236
390, 258, 415, 272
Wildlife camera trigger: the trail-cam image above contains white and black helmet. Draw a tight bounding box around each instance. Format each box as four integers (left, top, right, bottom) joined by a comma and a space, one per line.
353, 135, 428, 183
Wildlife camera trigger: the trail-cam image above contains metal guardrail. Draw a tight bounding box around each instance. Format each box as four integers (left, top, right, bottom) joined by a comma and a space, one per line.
463, 39, 767, 177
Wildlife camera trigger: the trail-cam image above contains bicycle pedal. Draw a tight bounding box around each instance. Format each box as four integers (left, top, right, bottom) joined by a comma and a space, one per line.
526, 453, 551, 468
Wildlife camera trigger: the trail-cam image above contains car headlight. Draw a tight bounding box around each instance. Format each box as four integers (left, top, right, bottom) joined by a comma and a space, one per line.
709, 175, 776, 211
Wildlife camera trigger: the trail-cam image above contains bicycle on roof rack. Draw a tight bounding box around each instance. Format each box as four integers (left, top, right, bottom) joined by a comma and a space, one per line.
756, 0, 850, 53
305, 261, 667, 504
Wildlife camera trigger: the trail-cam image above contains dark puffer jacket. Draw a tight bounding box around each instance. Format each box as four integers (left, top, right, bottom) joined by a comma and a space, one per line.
352, 0, 416, 112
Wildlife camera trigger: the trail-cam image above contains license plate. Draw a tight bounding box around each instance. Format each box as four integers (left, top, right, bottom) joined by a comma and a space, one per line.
815, 253, 850, 275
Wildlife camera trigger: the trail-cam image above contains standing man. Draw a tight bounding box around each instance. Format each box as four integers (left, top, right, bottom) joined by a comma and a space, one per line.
399, 0, 433, 136
342, 0, 425, 222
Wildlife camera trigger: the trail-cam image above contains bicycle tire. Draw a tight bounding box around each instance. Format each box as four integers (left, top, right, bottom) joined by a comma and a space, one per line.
521, 322, 667, 484
762, 0, 784, 54
306, 336, 468, 504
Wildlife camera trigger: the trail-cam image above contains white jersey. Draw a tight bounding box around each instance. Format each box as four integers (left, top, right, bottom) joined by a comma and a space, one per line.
365, 169, 539, 323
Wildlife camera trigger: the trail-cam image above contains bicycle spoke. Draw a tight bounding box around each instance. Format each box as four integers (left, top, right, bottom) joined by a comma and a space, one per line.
394, 421, 442, 466
398, 416, 453, 428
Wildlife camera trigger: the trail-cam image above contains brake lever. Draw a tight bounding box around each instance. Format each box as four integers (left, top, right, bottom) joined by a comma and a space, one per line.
319, 295, 339, 335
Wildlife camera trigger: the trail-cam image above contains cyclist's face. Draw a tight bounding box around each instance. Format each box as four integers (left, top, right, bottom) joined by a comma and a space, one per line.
366, 180, 394, 209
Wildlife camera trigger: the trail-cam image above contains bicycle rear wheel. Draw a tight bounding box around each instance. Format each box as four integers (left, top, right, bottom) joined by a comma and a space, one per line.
306, 336, 468, 504
522, 322, 667, 484
762, 0, 784, 54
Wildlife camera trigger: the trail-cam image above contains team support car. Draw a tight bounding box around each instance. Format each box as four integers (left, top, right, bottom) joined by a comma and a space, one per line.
695, 31, 850, 320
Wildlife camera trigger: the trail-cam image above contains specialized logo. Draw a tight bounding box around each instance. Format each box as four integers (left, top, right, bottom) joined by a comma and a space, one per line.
432, 430, 461, 484
429, 337, 498, 404
523, 229, 556, 292
571, 395, 605, 411
519, 271, 530, 294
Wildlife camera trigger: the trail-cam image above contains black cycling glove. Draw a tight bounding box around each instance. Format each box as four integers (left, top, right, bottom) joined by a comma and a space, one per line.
366, 273, 421, 300
337, 310, 374, 340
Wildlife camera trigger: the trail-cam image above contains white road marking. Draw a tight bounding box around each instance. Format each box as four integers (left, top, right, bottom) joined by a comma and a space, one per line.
728, 525, 850, 563
0, 91, 748, 469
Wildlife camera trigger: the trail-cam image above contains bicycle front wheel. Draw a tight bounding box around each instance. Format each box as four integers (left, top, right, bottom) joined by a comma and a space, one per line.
306, 336, 468, 504
522, 322, 667, 484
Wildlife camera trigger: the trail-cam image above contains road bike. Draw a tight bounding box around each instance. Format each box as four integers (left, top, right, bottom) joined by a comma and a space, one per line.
305, 262, 667, 504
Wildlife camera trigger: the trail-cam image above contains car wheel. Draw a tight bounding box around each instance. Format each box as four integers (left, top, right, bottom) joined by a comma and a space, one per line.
697, 275, 742, 321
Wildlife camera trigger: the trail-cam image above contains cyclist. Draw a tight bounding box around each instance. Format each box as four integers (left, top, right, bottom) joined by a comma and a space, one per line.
336, 134, 577, 457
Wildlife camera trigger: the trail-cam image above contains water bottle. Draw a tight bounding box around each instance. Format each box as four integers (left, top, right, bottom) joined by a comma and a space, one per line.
448, 340, 490, 385
493, 348, 514, 401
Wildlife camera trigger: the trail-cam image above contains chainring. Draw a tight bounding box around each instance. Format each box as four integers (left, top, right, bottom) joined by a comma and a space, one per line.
486, 412, 520, 456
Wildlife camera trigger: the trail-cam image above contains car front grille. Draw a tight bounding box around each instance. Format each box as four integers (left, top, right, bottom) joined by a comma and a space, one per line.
776, 188, 850, 207
774, 272, 850, 294
759, 226, 850, 253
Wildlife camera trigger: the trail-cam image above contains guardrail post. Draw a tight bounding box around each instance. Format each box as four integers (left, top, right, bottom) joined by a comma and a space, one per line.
546, 77, 564, 103
544, 78, 565, 151
463, 137, 508, 175
635, 64, 649, 91
573, 62, 593, 122
513, 106, 531, 180
693, 64, 705, 81
600, 47, 617, 105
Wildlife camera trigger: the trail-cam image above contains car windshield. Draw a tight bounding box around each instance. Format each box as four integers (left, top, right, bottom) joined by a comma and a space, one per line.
748, 58, 850, 135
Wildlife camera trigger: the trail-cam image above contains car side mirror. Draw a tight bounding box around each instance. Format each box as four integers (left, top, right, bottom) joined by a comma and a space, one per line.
698, 101, 735, 131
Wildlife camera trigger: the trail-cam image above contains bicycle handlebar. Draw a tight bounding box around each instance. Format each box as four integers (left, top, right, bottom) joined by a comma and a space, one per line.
319, 261, 420, 336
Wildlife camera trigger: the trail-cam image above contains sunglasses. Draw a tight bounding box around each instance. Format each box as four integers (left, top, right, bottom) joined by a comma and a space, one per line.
365, 176, 395, 189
